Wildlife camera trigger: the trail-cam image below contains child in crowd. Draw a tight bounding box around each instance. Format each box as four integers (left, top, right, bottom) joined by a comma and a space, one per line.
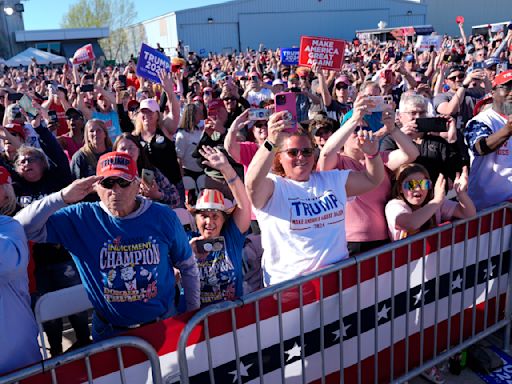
385, 163, 476, 241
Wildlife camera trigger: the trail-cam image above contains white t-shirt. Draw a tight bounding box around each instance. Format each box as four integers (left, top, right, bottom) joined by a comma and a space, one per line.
385, 198, 457, 241
465, 108, 512, 210
254, 170, 350, 286
175, 128, 203, 172
246, 88, 272, 107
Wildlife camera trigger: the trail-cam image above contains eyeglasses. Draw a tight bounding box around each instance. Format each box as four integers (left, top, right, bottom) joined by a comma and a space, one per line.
281, 147, 314, 158
15, 157, 40, 166
403, 179, 431, 191
496, 83, 512, 93
336, 83, 349, 90
100, 177, 132, 189
447, 74, 465, 81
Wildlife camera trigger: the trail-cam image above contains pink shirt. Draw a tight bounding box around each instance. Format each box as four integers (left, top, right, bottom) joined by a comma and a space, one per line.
385, 198, 457, 241
336, 152, 391, 242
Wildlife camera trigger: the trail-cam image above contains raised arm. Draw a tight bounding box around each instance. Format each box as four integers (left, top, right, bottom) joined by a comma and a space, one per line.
224, 109, 250, 163
245, 112, 290, 209
158, 69, 180, 136
199, 146, 251, 233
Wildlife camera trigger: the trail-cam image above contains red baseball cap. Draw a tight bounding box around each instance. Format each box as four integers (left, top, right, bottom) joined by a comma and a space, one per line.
207, 99, 226, 119
5, 123, 26, 140
0, 166, 12, 185
96, 152, 138, 181
493, 70, 512, 88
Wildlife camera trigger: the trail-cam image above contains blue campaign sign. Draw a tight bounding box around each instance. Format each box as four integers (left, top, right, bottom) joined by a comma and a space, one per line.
280, 48, 299, 66
136, 43, 170, 84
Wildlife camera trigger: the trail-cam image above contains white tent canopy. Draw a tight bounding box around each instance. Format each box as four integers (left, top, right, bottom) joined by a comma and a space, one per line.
5, 47, 67, 67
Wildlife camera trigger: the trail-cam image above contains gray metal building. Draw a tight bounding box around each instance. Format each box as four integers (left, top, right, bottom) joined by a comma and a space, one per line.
127, 0, 427, 57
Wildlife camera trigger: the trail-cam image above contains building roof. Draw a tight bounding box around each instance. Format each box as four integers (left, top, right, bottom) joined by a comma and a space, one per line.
15, 27, 109, 43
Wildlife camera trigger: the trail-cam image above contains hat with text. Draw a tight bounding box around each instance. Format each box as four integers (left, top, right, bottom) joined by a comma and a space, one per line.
187, 188, 235, 214
96, 151, 138, 181
139, 98, 159, 113
5, 123, 26, 140
492, 70, 512, 88
0, 166, 12, 185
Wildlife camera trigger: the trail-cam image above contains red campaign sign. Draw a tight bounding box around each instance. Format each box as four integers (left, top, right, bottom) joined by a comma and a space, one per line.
456, 15, 465, 25
71, 44, 95, 65
299, 36, 345, 71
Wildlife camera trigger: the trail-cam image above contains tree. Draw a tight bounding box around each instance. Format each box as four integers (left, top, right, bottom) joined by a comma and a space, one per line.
61, 0, 137, 63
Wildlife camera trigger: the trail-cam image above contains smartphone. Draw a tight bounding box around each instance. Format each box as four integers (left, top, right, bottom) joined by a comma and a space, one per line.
141, 168, 155, 185
473, 61, 484, 69
383, 69, 393, 83
47, 110, 59, 124
367, 95, 393, 113
7, 93, 23, 101
496, 63, 507, 74
248, 108, 270, 121
195, 236, 226, 254
387, 47, 395, 58
274, 92, 297, 133
118, 75, 127, 91
80, 84, 94, 93
234, 70, 246, 79
19, 95, 38, 117
416, 117, 448, 133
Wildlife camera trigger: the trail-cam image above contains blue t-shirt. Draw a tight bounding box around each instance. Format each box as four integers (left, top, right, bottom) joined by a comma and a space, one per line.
92, 110, 122, 142
45, 202, 191, 327
189, 218, 245, 306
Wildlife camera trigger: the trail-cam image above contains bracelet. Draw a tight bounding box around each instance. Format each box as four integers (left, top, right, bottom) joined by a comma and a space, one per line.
226, 174, 239, 185
365, 151, 380, 159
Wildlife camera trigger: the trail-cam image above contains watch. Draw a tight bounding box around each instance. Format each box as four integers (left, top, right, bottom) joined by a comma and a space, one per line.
263, 139, 277, 152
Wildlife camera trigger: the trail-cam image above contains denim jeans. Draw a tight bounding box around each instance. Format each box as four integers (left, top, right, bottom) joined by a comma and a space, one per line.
35, 260, 91, 356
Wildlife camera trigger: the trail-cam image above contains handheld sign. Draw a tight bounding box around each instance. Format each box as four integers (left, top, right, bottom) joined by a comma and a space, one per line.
136, 43, 170, 84
415, 35, 443, 51
280, 48, 299, 66
456, 15, 464, 25
299, 36, 345, 71
72, 44, 95, 65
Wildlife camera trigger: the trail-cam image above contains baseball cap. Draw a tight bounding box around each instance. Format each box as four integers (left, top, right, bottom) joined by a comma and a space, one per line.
65, 108, 84, 119
405, 54, 416, 63
484, 57, 500, 69
0, 166, 12, 185
207, 99, 226, 118
187, 188, 235, 214
272, 79, 285, 86
334, 75, 350, 86
127, 99, 140, 112
445, 65, 466, 78
97, 152, 138, 181
5, 123, 26, 140
139, 98, 159, 113
492, 70, 512, 88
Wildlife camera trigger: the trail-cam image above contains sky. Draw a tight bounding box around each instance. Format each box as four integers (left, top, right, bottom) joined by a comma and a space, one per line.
22, 0, 228, 30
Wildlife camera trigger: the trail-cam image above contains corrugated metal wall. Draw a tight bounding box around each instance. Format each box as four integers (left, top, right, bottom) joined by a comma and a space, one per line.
424, 0, 510, 36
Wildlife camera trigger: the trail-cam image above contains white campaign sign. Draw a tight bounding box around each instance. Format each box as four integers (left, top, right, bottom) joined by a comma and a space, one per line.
415, 35, 443, 51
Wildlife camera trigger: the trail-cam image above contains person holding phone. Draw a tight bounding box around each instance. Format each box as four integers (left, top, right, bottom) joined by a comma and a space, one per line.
245, 111, 385, 286
318, 96, 419, 255
187, 146, 251, 306
242, 72, 272, 107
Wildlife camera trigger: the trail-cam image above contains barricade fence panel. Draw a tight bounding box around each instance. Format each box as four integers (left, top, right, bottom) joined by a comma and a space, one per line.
177, 203, 512, 384
2, 204, 510, 384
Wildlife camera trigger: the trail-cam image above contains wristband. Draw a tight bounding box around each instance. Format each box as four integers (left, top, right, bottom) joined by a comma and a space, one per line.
226, 174, 239, 185
365, 151, 380, 159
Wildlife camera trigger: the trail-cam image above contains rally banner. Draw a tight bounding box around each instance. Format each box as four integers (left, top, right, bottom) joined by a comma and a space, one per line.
136, 43, 170, 84
299, 36, 345, 71
71, 44, 95, 65
280, 48, 299, 66
18, 209, 512, 384
415, 35, 443, 51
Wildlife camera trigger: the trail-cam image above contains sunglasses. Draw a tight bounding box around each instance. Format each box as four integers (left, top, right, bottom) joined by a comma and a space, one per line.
281, 147, 314, 158
403, 179, 431, 191
100, 177, 132, 189
447, 74, 465, 81
15, 157, 40, 166
336, 83, 349, 90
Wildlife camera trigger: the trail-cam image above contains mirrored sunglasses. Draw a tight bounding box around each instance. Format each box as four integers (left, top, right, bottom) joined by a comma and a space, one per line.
100, 177, 132, 189
403, 179, 431, 191
281, 147, 314, 158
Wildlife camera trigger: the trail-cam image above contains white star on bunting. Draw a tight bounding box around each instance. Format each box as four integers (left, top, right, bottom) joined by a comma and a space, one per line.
413, 288, 429, 306
377, 304, 390, 322
228, 362, 253, 383
333, 321, 351, 341
285, 342, 303, 362
452, 274, 463, 291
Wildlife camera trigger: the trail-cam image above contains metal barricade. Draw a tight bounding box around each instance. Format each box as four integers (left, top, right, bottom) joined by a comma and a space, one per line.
0, 336, 163, 384
177, 203, 512, 384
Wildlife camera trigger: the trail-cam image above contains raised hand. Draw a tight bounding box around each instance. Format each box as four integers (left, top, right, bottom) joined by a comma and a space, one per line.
62, 176, 103, 204
453, 166, 469, 194
433, 173, 446, 204
199, 146, 230, 172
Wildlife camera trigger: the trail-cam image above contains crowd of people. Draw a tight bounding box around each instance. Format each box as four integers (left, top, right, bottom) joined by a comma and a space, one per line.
1, 21, 512, 383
